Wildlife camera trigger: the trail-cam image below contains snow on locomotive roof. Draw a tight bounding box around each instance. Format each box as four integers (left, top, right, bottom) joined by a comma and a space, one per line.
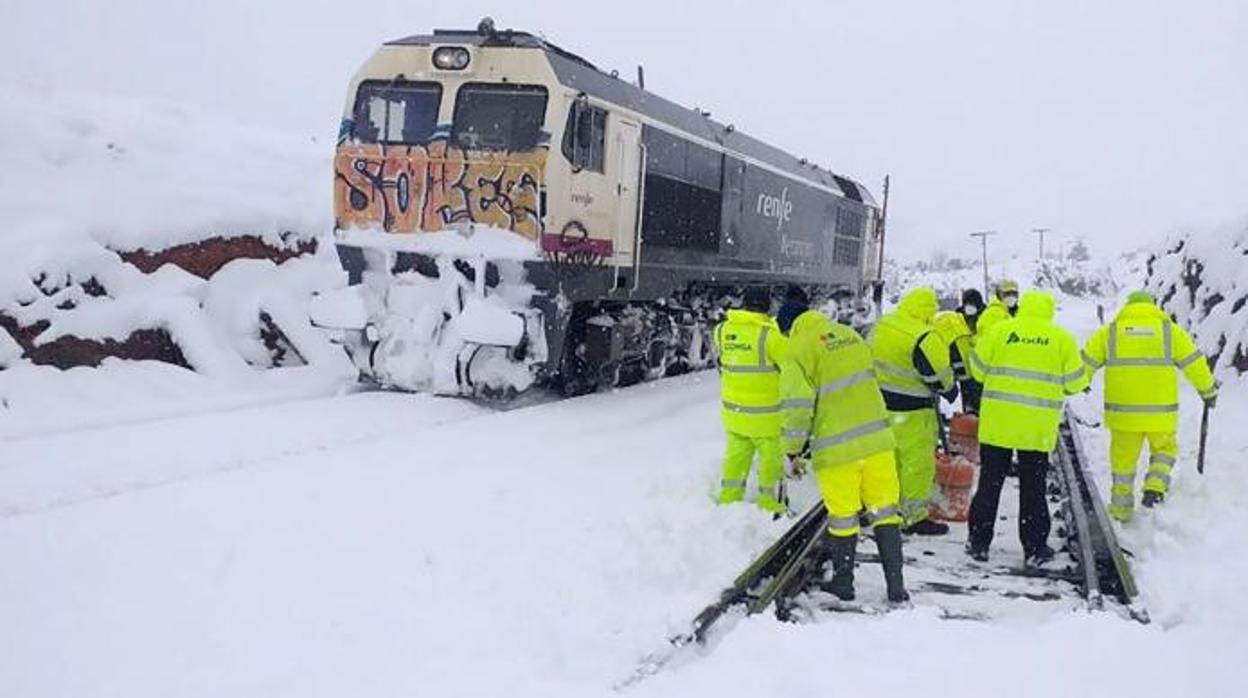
385, 29, 877, 208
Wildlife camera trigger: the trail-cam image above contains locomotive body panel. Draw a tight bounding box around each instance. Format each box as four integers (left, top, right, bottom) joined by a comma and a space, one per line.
325, 25, 886, 396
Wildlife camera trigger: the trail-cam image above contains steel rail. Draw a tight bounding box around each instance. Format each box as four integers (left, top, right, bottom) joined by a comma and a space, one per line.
1056, 411, 1146, 620
1052, 416, 1104, 608
622, 411, 1147, 690
1059, 412, 1147, 621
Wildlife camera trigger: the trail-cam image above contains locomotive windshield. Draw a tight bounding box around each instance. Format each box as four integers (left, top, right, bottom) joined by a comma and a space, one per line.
352, 80, 441, 144
451, 83, 547, 151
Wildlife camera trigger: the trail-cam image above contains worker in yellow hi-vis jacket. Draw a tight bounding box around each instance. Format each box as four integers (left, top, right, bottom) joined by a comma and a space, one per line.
934, 309, 981, 413
976, 279, 1020, 341
777, 287, 814, 464
786, 306, 909, 604
967, 290, 1088, 566
1082, 290, 1218, 521
868, 287, 957, 535
714, 287, 789, 515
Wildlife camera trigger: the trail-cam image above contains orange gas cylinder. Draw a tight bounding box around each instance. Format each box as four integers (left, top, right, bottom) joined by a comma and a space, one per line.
930, 451, 977, 522
948, 412, 981, 464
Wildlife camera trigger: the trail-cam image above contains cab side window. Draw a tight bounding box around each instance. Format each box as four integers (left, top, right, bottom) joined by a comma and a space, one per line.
562, 101, 607, 173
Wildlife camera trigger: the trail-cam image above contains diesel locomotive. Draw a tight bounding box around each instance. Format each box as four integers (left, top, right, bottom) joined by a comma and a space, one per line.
317, 19, 886, 397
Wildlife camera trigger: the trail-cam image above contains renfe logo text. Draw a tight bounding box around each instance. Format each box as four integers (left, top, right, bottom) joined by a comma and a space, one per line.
756, 188, 793, 230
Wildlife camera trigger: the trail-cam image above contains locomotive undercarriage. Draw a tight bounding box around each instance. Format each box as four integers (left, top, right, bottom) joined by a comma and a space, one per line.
314, 236, 854, 400
311, 242, 549, 400
314, 241, 838, 399
555, 292, 722, 397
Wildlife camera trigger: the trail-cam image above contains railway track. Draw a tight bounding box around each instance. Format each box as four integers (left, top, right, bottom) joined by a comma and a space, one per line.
618, 409, 1145, 690
1052, 412, 1146, 618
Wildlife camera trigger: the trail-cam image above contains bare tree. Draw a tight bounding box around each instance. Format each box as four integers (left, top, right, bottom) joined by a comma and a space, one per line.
1068, 238, 1091, 262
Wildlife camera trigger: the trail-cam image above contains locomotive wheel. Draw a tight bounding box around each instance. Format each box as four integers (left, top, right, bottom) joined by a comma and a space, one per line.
558, 342, 595, 397
599, 360, 624, 389
645, 340, 669, 381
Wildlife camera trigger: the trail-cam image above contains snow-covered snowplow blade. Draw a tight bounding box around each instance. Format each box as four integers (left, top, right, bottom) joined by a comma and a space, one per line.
312, 225, 547, 398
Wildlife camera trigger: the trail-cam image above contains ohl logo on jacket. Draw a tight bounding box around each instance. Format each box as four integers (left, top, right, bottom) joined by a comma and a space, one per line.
1005, 331, 1051, 346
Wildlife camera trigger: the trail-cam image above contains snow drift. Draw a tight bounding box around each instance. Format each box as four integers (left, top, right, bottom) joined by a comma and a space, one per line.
0, 81, 329, 250
1143, 217, 1248, 374
0, 81, 354, 404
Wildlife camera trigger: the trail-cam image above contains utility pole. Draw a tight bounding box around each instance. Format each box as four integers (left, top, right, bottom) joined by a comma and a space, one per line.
970, 231, 997, 298
1032, 227, 1051, 261
875, 175, 890, 282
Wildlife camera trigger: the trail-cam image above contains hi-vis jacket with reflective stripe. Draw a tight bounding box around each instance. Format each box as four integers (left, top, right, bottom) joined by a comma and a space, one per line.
868, 287, 955, 411
788, 309, 897, 467
970, 290, 1088, 452
779, 357, 815, 455
1082, 301, 1216, 432
976, 298, 1013, 343
715, 309, 789, 437
934, 310, 975, 384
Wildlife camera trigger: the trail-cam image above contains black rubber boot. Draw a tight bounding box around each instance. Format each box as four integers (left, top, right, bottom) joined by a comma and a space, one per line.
874, 524, 910, 604
820, 534, 857, 601
1023, 544, 1055, 569
1142, 490, 1165, 508
902, 519, 949, 536
807, 531, 835, 570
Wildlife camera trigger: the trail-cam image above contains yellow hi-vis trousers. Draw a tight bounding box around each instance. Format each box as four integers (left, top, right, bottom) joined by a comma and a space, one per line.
1109, 429, 1179, 521
813, 450, 904, 538
719, 431, 785, 513
889, 409, 939, 525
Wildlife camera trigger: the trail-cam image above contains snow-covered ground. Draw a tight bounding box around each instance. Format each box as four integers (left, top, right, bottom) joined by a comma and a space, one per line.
0, 373, 788, 697
2, 293, 1245, 697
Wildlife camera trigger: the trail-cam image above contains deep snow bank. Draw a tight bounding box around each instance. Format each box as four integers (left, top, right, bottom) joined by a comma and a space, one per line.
0, 82, 353, 421
1143, 218, 1248, 374
0, 81, 329, 250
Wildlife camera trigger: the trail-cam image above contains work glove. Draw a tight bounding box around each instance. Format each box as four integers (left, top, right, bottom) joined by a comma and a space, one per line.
1204, 381, 1222, 409
786, 454, 808, 479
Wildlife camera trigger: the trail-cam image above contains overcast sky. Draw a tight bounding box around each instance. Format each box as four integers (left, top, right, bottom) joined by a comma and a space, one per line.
5, 0, 1245, 261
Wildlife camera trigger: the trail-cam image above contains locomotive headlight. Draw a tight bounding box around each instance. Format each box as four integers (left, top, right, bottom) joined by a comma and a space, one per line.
432, 46, 471, 70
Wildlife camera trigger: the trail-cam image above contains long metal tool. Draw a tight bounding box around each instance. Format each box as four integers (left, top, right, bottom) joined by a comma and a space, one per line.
1197, 403, 1211, 474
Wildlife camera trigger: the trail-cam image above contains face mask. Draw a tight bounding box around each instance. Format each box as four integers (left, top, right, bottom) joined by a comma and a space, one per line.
963, 304, 979, 316
1004, 294, 1019, 309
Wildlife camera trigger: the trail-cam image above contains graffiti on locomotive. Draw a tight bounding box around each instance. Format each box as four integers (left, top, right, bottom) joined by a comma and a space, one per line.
334, 130, 546, 240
